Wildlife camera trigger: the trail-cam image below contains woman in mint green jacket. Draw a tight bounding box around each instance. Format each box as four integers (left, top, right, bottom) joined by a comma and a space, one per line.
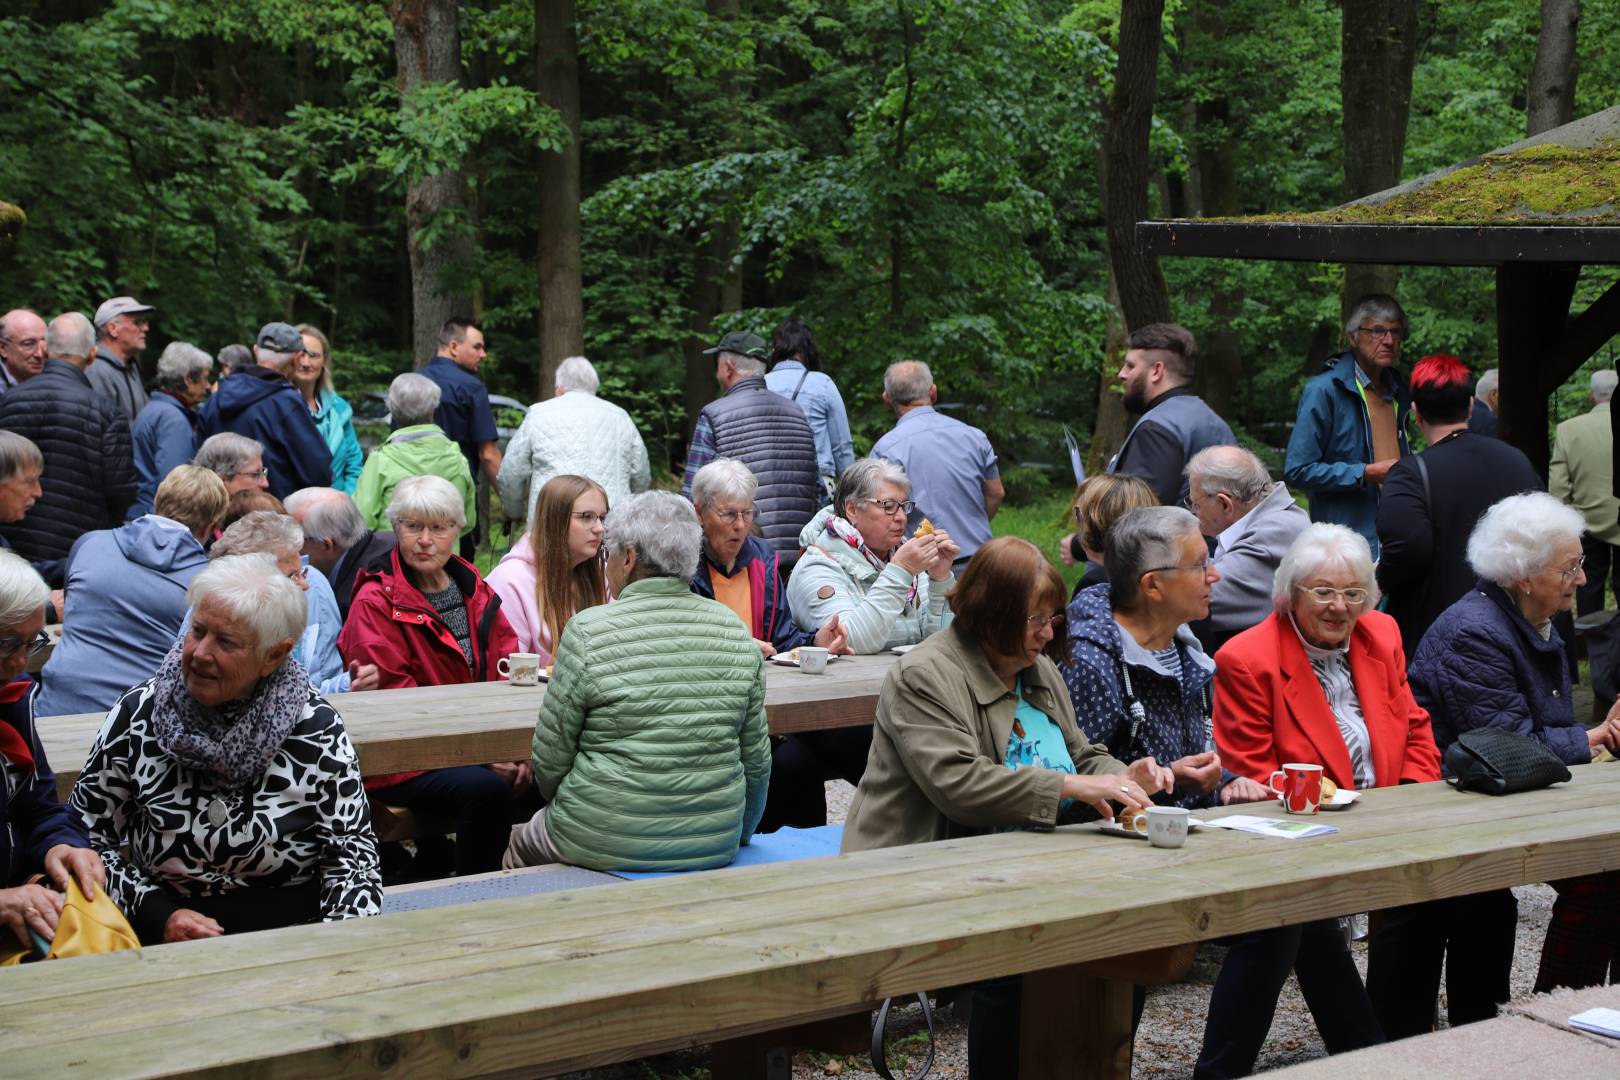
504, 491, 772, 873
294, 325, 363, 494
353, 372, 477, 533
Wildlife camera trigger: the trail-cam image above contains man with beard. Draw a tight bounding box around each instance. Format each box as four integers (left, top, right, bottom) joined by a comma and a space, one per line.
1107, 322, 1235, 507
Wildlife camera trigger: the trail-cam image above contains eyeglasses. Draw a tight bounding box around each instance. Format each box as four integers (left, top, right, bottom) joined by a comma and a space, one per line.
570, 511, 608, 527
710, 508, 756, 525
1026, 612, 1065, 630
231, 468, 269, 481
1556, 555, 1586, 582
0, 630, 51, 659
1354, 325, 1404, 341
285, 564, 308, 584
860, 498, 914, 517
1144, 560, 1211, 577
397, 519, 457, 538
1296, 585, 1370, 607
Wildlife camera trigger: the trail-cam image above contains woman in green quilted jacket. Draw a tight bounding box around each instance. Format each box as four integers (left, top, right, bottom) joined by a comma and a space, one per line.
504, 490, 772, 872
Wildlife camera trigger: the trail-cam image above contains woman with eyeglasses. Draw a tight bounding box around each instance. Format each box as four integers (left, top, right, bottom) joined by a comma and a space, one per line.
786, 457, 959, 655
1402, 493, 1620, 1030
339, 475, 521, 877
1199, 522, 1439, 1078
487, 473, 611, 660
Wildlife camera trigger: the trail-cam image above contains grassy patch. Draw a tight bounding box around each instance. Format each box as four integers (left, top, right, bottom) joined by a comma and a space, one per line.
992, 493, 1086, 594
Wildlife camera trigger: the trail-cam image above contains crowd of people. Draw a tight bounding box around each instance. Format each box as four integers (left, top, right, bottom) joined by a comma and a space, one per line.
0, 293, 1617, 1079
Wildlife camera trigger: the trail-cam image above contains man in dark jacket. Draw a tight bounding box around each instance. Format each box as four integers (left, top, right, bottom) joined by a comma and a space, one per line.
1376, 354, 1541, 655
0, 312, 137, 585
285, 487, 396, 621
1108, 322, 1236, 508
1468, 368, 1499, 437
199, 322, 332, 500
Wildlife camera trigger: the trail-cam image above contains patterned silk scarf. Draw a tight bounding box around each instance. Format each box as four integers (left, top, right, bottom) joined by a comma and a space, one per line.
150, 639, 311, 789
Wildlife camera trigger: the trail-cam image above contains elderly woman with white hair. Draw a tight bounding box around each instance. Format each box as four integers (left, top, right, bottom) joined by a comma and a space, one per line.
1403, 493, 1620, 1022
70, 554, 382, 944
353, 371, 475, 533
339, 474, 521, 877
129, 341, 214, 518
505, 491, 770, 872
1201, 522, 1440, 1076
194, 432, 270, 498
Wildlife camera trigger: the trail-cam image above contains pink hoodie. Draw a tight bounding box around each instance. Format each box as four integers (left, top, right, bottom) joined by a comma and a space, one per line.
486, 535, 553, 662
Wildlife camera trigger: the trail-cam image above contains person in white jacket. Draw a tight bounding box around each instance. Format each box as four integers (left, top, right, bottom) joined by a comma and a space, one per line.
497, 356, 652, 521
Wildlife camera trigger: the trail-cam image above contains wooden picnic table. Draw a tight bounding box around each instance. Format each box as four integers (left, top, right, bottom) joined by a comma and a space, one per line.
38, 651, 900, 799
3, 764, 1618, 1079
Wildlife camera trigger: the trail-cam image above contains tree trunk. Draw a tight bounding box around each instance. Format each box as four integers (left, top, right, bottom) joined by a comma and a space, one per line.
1103, 0, 1171, 331
1088, 269, 1132, 477
1191, 0, 1242, 420
536, 0, 584, 399
1339, 0, 1419, 309
1527, 0, 1581, 136
391, 0, 477, 367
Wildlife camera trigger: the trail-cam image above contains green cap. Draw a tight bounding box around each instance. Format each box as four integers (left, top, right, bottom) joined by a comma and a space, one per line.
703, 331, 769, 360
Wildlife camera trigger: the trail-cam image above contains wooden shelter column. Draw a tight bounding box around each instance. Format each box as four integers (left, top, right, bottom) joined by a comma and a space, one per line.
1496, 263, 1579, 478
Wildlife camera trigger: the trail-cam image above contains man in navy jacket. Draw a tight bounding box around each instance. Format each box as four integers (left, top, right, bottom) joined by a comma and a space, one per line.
199, 323, 332, 500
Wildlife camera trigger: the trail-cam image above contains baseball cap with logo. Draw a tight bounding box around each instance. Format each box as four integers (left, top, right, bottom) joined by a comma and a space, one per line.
256, 322, 305, 353
93, 296, 156, 329
702, 331, 768, 359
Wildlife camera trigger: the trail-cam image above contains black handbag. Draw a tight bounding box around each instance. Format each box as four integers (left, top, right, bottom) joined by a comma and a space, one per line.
1444, 727, 1572, 795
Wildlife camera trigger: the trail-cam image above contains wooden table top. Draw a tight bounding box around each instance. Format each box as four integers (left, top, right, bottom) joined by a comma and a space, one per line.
4, 765, 1618, 1079
38, 651, 900, 798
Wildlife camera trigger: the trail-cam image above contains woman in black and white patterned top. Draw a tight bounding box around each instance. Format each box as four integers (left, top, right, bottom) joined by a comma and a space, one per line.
71, 554, 381, 944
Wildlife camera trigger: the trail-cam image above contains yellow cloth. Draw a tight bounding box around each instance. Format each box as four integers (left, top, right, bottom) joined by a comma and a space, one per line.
710, 565, 755, 636
0, 877, 140, 965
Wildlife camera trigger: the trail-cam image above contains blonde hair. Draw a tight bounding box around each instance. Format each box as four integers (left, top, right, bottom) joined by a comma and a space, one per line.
294, 323, 334, 394
153, 465, 229, 536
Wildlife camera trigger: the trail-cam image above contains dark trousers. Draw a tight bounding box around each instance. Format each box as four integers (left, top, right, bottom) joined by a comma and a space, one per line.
1194, 921, 1383, 1079
1536, 871, 1620, 993
756, 728, 873, 833
370, 765, 514, 876
1365, 890, 1517, 1039
1577, 534, 1620, 615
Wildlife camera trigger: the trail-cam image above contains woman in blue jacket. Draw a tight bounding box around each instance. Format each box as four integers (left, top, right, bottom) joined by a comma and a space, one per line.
0, 550, 104, 943
293, 325, 363, 495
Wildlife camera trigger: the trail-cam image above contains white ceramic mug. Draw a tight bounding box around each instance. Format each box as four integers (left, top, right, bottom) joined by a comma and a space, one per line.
498, 652, 542, 686
798, 646, 830, 674
1146, 806, 1190, 849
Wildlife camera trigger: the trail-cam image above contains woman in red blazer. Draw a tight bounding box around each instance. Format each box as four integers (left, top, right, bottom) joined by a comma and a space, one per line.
1195, 523, 1441, 1079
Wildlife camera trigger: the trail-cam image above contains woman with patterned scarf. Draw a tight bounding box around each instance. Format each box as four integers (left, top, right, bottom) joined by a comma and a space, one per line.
71, 554, 381, 945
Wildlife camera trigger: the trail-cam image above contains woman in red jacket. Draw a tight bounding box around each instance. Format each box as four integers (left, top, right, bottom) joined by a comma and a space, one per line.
338, 474, 521, 877
1198, 522, 1441, 1078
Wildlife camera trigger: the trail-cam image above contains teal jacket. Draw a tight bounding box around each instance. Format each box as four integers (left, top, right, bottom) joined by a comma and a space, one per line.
531, 576, 772, 871
353, 423, 477, 534
311, 390, 363, 495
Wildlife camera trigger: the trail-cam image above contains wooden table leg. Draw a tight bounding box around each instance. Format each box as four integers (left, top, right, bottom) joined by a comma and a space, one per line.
710, 1031, 792, 1080
1019, 965, 1135, 1080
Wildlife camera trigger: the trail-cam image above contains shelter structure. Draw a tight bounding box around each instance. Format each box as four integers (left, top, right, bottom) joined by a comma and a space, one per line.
1135, 104, 1620, 479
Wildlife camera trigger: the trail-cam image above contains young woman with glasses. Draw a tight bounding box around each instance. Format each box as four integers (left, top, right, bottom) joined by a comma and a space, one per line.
487, 473, 611, 661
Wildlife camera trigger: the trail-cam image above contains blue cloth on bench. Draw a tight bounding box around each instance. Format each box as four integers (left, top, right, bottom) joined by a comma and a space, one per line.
608, 824, 844, 880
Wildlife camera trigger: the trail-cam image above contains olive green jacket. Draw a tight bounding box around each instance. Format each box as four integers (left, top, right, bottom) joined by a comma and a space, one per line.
841, 625, 1127, 853
1549, 402, 1620, 546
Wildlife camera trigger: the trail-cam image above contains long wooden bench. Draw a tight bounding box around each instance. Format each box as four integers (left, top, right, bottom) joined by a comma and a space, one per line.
4, 767, 1618, 1079
38, 651, 900, 799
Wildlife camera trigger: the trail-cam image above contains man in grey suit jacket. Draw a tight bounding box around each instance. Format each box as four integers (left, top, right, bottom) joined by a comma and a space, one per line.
1184, 445, 1310, 653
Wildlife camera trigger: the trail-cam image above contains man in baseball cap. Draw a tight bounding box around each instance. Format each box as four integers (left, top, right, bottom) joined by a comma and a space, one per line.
198, 321, 332, 500
89, 295, 156, 423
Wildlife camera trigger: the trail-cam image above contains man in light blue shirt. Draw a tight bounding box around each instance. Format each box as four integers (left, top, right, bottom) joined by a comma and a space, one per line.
871, 360, 1003, 567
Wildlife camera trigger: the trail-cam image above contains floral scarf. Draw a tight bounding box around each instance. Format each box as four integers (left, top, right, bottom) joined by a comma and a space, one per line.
822, 513, 920, 611
150, 638, 312, 789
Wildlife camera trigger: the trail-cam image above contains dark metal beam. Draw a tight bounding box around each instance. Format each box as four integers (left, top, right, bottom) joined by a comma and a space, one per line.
1543, 277, 1620, 392
1499, 264, 1580, 479
1136, 221, 1620, 266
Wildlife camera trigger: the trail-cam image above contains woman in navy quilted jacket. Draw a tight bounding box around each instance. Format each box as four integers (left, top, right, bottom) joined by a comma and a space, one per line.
1406, 493, 1620, 1026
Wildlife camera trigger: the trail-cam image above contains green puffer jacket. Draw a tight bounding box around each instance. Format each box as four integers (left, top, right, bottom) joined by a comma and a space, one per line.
353, 423, 477, 534
531, 575, 772, 871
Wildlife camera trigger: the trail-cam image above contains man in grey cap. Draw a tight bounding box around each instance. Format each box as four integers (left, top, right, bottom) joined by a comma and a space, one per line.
682, 330, 819, 566
198, 322, 332, 500
89, 295, 156, 423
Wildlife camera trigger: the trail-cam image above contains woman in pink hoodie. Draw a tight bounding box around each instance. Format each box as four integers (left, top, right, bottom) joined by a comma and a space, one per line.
487, 475, 610, 661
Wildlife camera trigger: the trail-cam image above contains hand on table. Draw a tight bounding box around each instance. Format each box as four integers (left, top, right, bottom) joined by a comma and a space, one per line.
1589, 702, 1620, 753
813, 614, 853, 655
1125, 756, 1175, 796
1220, 776, 1272, 805
755, 639, 778, 659
1170, 751, 1223, 794
347, 661, 380, 692
1060, 773, 1152, 821
164, 908, 223, 943
0, 882, 65, 941
43, 843, 104, 898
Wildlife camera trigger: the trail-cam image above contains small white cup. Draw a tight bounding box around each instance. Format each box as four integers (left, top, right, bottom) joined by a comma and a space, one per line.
797, 646, 830, 674
1146, 806, 1190, 849
498, 652, 542, 686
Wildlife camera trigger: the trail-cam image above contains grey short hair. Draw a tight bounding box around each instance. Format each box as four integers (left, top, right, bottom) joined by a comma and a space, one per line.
1185, 445, 1273, 506
387, 371, 442, 426
211, 510, 305, 559
835, 457, 910, 519
194, 432, 263, 478
154, 341, 213, 391
692, 458, 758, 509
0, 431, 43, 485
555, 355, 600, 394
218, 344, 255, 374
285, 488, 368, 548
46, 312, 95, 360
386, 474, 466, 530
604, 491, 702, 582
1475, 368, 1499, 400
0, 549, 49, 630
256, 347, 296, 371
1343, 294, 1407, 340
1271, 523, 1380, 609
187, 554, 307, 659
722, 351, 765, 378
884, 360, 934, 406
1591, 370, 1617, 402
1104, 506, 1203, 611
1467, 492, 1586, 587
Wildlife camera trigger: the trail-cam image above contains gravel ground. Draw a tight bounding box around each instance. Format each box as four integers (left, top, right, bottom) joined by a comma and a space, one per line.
561, 779, 1564, 1080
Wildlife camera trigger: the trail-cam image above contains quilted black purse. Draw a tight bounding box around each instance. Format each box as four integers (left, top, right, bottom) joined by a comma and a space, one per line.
1444, 727, 1571, 795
